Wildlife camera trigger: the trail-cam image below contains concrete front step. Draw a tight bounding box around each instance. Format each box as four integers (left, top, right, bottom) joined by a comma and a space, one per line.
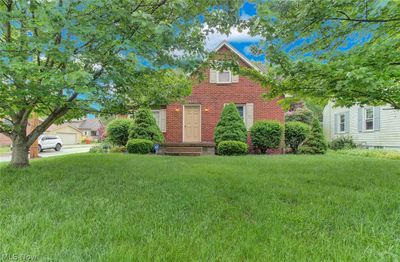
158, 142, 216, 156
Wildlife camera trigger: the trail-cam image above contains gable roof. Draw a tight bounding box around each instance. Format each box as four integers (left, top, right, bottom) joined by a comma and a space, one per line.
47, 123, 82, 133
213, 41, 264, 72
68, 119, 104, 131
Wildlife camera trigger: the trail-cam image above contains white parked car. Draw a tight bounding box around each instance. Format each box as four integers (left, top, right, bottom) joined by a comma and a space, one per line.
38, 135, 63, 152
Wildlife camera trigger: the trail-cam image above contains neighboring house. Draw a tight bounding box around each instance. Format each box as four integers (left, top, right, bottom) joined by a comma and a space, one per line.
45, 124, 82, 145
69, 118, 104, 141
152, 41, 284, 148
0, 121, 82, 146
323, 101, 400, 149
0, 133, 11, 146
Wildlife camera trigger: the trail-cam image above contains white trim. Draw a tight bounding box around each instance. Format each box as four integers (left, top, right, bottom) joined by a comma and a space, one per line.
214, 41, 261, 72
364, 107, 374, 132
216, 71, 232, 84
182, 104, 202, 142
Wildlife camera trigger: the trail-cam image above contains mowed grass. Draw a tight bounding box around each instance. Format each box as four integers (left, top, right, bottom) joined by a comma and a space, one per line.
0, 154, 399, 261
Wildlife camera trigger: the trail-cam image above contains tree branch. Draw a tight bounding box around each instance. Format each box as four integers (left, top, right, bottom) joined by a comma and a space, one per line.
326, 16, 400, 23
26, 93, 78, 146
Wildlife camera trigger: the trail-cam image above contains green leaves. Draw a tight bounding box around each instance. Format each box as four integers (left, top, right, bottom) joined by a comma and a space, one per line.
0, 0, 243, 143
247, 0, 400, 109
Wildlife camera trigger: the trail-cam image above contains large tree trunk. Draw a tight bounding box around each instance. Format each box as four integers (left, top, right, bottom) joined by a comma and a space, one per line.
10, 134, 30, 168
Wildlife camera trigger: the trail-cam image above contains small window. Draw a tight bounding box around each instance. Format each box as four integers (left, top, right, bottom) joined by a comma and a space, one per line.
339, 114, 345, 133
91, 131, 97, 136
152, 110, 161, 129
236, 105, 245, 120
217, 71, 231, 83
365, 108, 374, 131
224, 104, 246, 123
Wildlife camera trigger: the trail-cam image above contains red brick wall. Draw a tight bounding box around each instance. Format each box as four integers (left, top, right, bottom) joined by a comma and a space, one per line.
0, 133, 11, 146
165, 46, 285, 144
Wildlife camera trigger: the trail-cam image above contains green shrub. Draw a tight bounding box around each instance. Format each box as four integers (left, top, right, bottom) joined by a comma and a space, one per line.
217, 141, 248, 156
329, 136, 356, 150
106, 119, 133, 146
285, 108, 314, 125
129, 108, 164, 143
89, 142, 111, 153
285, 121, 310, 153
298, 118, 327, 154
214, 103, 247, 144
126, 139, 154, 154
250, 120, 284, 154
109, 146, 127, 153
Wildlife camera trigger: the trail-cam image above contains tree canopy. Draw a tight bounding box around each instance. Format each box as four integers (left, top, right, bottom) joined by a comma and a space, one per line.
0, 0, 243, 167
243, 0, 400, 109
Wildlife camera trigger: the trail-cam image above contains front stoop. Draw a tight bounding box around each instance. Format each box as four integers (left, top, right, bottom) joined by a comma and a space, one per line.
158, 142, 216, 156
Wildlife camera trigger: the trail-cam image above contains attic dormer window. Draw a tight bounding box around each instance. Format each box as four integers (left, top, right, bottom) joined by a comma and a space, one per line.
217, 71, 231, 83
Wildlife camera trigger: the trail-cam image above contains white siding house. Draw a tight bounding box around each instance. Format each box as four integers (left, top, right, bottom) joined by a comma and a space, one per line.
323, 102, 400, 149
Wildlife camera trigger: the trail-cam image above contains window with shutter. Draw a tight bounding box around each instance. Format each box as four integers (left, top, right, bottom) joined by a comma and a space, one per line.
217, 71, 231, 83
365, 108, 374, 131
151, 110, 161, 130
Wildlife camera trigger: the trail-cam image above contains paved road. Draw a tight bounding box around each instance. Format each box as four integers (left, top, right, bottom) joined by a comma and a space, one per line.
0, 145, 93, 163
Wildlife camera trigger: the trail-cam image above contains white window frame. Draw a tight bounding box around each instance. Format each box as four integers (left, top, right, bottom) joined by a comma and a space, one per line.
338, 113, 346, 133
151, 110, 162, 130
364, 108, 374, 131
216, 71, 232, 84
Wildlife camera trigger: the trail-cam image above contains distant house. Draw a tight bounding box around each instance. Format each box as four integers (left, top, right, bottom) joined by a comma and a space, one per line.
45, 124, 83, 145
0, 121, 83, 146
323, 102, 400, 149
69, 118, 104, 141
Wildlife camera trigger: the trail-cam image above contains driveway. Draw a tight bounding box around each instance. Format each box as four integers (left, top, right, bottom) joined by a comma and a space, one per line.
0, 144, 94, 163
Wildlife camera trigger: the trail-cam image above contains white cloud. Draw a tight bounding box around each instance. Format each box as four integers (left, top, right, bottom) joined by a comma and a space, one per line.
205, 27, 262, 50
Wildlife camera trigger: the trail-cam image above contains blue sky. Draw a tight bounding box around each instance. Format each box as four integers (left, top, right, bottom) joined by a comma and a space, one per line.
205, 2, 264, 61
213, 2, 367, 62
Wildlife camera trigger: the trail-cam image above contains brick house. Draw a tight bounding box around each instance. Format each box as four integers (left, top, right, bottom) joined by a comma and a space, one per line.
154, 41, 284, 154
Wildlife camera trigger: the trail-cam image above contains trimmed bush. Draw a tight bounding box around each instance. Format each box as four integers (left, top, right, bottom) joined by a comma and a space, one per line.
214, 103, 247, 144
129, 108, 164, 143
126, 139, 154, 154
329, 136, 356, 150
285, 108, 314, 125
217, 141, 248, 156
106, 119, 133, 146
285, 121, 310, 153
109, 145, 127, 153
298, 118, 328, 154
89, 142, 111, 153
250, 120, 284, 154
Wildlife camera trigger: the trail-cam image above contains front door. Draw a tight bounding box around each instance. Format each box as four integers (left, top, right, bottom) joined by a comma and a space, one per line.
184, 105, 201, 142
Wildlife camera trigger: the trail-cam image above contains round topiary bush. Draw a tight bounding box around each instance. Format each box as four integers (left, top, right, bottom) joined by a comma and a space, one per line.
214, 103, 247, 144
298, 118, 328, 154
250, 120, 284, 154
329, 136, 356, 150
126, 139, 154, 154
129, 108, 164, 143
106, 119, 133, 146
285, 121, 310, 153
217, 141, 248, 156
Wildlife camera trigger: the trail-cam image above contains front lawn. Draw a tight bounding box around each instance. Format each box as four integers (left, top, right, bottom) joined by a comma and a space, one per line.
1, 154, 399, 261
